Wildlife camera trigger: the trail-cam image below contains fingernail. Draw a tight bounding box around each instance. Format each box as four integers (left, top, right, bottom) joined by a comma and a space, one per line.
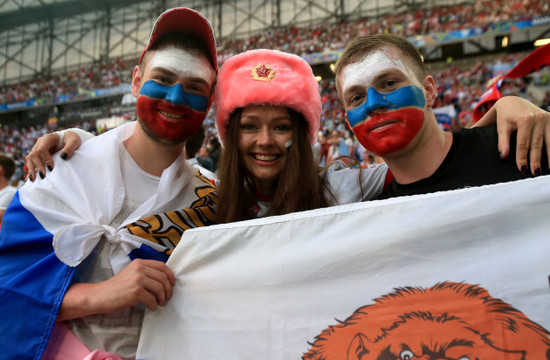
29, 174, 34, 182
39, 171, 45, 179
535, 168, 541, 176
61, 152, 68, 160
47, 164, 53, 172
498, 151, 502, 158
521, 165, 529, 175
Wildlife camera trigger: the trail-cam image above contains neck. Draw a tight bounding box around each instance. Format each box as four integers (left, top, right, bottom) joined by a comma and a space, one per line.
383, 119, 453, 185
124, 123, 185, 177
0, 178, 8, 191
254, 180, 276, 200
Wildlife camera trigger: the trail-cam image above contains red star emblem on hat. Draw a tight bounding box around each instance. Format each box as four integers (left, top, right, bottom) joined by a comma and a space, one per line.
256, 65, 270, 78
251, 64, 275, 81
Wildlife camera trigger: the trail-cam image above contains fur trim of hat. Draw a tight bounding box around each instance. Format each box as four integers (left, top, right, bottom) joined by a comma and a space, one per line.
214, 49, 321, 145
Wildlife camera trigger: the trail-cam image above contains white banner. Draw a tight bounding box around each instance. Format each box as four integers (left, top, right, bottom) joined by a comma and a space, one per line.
138, 177, 550, 360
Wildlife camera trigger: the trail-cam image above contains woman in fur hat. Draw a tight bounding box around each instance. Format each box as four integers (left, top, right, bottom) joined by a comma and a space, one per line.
212, 49, 387, 222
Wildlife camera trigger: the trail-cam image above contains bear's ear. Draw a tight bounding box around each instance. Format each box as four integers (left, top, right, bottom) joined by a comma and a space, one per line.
347, 333, 370, 360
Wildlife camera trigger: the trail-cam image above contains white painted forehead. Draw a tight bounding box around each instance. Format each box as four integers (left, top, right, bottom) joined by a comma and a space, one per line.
149, 46, 215, 85
340, 47, 413, 93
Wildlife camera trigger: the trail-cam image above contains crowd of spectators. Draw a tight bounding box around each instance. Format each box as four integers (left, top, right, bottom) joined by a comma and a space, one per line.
0, 59, 133, 106
216, 0, 548, 60
2, 0, 548, 107
1, 0, 549, 184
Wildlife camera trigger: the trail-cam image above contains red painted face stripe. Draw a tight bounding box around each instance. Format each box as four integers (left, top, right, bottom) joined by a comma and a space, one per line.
352, 107, 425, 156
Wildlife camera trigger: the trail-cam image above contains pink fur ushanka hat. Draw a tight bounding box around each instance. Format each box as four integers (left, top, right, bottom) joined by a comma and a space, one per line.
214, 49, 321, 145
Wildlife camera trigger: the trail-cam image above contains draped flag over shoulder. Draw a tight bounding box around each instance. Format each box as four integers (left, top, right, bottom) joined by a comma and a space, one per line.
0, 122, 217, 359
138, 176, 550, 359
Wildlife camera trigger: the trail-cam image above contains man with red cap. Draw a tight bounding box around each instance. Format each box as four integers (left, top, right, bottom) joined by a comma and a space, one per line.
0, 8, 218, 359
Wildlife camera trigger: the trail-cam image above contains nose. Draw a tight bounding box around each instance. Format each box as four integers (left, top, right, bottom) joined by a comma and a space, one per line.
365, 87, 389, 116
165, 84, 187, 106
257, 127, 275, 146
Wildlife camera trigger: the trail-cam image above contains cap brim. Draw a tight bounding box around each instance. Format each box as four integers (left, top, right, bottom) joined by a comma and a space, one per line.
139, 8, 217, 71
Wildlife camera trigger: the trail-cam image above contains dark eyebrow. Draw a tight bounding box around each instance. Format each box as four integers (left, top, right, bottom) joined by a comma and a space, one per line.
343, 84, 366, 97
152, 68, 210, 84
187, 77, 210, 87
373, 68, 403, 82
151, 68, 176, 78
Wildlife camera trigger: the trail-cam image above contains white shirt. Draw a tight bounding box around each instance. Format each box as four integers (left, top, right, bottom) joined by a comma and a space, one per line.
0, 185, 17, 210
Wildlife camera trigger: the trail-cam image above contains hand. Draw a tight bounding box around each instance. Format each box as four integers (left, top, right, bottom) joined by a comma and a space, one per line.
473, 96, 550, 175
25, 130, 82, 181
58, 259, 175, 320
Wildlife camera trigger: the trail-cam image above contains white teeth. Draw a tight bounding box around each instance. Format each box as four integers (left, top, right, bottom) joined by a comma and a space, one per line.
255, 154, 278, 161
159, 111, 183, 119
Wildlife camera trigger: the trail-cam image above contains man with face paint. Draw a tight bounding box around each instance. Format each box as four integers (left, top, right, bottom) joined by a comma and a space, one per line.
335, 34, 549, 198
0, 8, 218, 359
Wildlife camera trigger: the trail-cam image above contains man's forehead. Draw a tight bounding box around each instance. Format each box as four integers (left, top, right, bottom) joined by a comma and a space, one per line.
341, 46, 411, 92
148, 46, 215, 85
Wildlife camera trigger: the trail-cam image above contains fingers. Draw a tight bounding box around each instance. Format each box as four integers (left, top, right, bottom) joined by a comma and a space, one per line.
513, 113, 532, 174
25, 133, 61, 181
528, 114, 545, 176
59, 130, 82, 160
495, 119, 515, 162
25, 130, 84, 181
127, 259, 175, 311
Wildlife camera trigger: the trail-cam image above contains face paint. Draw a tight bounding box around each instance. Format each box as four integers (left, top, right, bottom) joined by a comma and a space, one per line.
140, 81, 208, 111
284, 139, 292, 152
347, 85, 426, 155
341, 48, 413, 93
137, 80, 209, 142
136, 46, 215, 143
149, 46, 214, 84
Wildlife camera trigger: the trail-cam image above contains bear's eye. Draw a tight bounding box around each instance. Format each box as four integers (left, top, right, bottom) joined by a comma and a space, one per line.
400, 350, 414, 360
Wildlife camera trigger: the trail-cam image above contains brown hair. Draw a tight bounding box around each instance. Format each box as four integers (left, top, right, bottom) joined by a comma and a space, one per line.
0, 154, 15, 181
216, 108, 334, 223
334, 34, 426, 95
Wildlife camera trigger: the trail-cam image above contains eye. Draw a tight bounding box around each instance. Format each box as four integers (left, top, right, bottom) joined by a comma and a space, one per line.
274, 124, 291, 132
186, 83, 209, 96
155, 76, 170, 84
240, 123, 257, 131
400, 350, 414, 360
383, 79, 398, 89
347, 94, 365, 108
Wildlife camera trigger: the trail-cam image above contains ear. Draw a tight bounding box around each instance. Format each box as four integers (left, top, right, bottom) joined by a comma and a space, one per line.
131, 65, 142, 98
422, 75, 437, 108
347, 333, 370, 360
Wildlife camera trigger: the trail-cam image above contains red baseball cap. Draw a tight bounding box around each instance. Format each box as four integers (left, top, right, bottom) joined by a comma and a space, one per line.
138, 7, 218, 71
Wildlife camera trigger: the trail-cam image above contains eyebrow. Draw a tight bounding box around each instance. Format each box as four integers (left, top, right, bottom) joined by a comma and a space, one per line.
151, 68, 211, 87
344, 68, 404, 93
187, 77, 211, 87
373, 68, 403, 82
150, 67, 176, 78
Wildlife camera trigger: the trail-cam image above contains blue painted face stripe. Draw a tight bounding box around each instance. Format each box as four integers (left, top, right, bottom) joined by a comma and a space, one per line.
140, 80, 209, 112
347, 85, 426, 127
